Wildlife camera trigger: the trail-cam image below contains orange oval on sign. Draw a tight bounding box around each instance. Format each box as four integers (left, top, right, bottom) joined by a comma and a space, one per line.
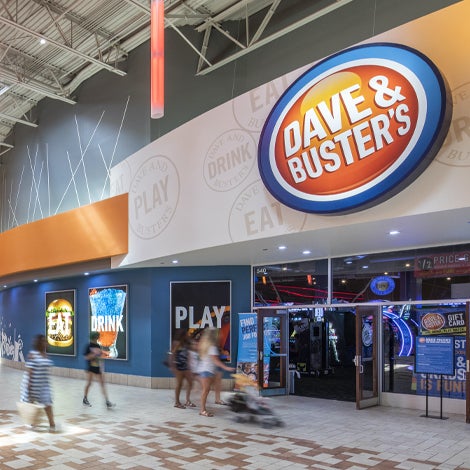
274, 66, 419, 195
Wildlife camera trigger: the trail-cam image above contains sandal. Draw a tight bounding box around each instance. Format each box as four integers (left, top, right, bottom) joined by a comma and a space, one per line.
185, 401, 197, 407
199, 410, 213, 417
215, 400, 228, 405
174, 403, 186, 409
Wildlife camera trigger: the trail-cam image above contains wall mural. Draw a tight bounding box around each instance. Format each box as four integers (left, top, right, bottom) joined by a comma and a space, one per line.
0, 318, 25, 362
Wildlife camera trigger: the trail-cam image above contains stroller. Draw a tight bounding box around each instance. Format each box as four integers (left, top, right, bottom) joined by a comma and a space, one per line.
228, 374, 284, 428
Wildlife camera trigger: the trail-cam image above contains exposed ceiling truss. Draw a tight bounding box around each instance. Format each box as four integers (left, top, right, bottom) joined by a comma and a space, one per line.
0, 0, 353, 152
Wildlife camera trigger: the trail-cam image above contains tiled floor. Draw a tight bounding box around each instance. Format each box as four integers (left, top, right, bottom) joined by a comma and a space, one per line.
1, 366, 470, 469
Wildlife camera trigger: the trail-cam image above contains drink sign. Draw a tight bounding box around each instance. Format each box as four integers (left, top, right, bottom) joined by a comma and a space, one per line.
88, 285, 128, 360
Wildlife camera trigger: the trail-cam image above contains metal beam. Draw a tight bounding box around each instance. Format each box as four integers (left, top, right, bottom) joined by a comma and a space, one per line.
0, 112, 38, 127
197, 0, 354, 75
0, 15, 126, 77
0, 69, 76, 104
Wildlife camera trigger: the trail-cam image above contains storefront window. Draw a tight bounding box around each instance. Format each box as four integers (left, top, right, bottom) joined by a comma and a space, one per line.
254, 259, 329, 306
253, 244, 470, 401
382, 302, 467, 399
332, 244, 470, 303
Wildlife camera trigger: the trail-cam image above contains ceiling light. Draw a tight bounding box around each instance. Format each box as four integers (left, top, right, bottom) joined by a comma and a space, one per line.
389, 230, 400, 235
362, 265, 368, 269
302, 250, 311, 255
278, 245, 286, 250
0, 84, 10, 96
33, 279, 38, 282
405, 263, 411, 267
172, 259, 179, 264
39, 38, 47, 45
84, 272, 90, 276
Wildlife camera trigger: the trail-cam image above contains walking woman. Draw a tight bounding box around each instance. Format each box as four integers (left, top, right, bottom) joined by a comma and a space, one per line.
197, 328, 234, 417
20, 334, 56, 431
171, 329, 196, 408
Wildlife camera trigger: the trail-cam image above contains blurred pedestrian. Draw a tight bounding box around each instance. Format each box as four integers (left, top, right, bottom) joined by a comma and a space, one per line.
197, 328, 234, 417
214, 347, 228, 405
20, 334, 56, 431
83, 332, 114, 409
171, 329, 196, 408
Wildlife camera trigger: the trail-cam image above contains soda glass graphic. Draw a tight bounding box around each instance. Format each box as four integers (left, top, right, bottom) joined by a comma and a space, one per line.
89, 288, 126, 358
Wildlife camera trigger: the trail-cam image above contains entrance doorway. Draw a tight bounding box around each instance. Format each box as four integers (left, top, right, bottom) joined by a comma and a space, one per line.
288, 307, 356, 401
258, 309, 288, 396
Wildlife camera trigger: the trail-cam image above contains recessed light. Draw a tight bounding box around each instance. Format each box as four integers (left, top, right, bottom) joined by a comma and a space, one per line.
302, 250, 311, 255
362, 265, 368, 269
282, 267, 287, 271
39, 38, 47, 45
405, 263, 410, 267
33, 279, 38, 283
389, 230, 400, 235
84, 272, 90, 276
345, 260, 352, 265
172, 259, 179, 264
278, 245, 286, 250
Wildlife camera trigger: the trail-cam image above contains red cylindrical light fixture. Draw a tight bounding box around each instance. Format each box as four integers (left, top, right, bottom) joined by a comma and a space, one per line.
151, 0, 164, 119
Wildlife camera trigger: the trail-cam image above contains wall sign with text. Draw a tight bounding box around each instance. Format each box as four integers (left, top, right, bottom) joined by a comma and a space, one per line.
170, 281, 231, 361
89, 285, 128, 360
258, 43, 452, 214
45, 289, 76, 356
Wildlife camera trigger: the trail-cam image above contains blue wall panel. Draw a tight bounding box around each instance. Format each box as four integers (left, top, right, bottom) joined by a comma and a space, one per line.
1, 265, 251, 379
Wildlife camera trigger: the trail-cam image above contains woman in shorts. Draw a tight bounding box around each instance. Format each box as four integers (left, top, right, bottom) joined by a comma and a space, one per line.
197, 328, 234, 417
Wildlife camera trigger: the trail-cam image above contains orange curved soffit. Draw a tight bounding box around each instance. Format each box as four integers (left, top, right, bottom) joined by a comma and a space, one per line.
0, 193, 128, 278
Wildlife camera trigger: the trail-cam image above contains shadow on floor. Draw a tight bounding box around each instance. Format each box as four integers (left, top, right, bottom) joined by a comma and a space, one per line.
293, 366, 356, 402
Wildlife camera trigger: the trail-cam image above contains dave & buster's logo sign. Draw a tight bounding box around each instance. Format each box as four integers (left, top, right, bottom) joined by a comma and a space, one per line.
258, 43, 452, 214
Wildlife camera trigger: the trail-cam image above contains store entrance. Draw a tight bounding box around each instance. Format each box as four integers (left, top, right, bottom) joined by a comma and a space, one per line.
289, 307, 356, 401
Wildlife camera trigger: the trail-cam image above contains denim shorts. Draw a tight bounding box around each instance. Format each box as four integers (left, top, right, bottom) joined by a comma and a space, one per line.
199, 371, 215, 378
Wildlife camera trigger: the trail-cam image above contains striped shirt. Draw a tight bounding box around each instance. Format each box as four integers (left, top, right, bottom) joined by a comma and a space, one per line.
20, 350, 53, 406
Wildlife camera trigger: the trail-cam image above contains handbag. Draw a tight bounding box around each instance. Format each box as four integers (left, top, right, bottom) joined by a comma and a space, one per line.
16, 401, 45, 426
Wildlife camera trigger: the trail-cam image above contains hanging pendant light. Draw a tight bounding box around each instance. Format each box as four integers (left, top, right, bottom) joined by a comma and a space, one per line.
151, 0, 164, 119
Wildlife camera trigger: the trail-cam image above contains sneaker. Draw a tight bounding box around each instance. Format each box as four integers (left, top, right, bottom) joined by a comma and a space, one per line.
106, 400, 115, 409
83, 397, 91, 407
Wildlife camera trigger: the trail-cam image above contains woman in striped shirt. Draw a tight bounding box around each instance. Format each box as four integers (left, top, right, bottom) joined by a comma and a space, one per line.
20, 334, 56, 431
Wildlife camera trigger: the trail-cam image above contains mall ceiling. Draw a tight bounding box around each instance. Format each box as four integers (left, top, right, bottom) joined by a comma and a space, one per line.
0, 0, 468, 286
0, 0, 353, 154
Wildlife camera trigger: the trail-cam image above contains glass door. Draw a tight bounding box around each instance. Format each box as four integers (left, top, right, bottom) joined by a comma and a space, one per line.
258, 309, 288, 396
355, 305, 380, 409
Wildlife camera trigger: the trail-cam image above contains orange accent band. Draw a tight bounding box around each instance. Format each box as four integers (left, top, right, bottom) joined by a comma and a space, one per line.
0, 194, 128, 278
